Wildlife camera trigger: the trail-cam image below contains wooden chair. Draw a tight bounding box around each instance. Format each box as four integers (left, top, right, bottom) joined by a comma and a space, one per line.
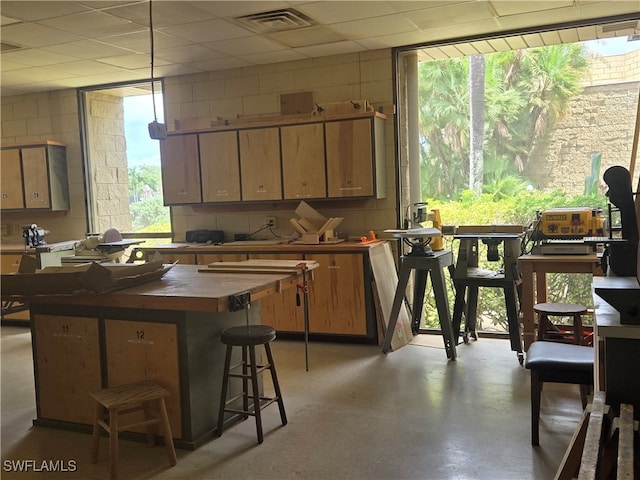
217, 325, 287, 444
90, 381, 177, 479
524, 341, 594, 446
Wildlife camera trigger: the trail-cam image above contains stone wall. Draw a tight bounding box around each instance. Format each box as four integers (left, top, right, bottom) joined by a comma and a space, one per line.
525, 49, 640, 197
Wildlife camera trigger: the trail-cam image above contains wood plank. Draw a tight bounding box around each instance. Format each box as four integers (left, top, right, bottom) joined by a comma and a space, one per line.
554, 407, 592, 480
368, 242, 413, 351
617, 404, 635, 480
578, 392, 607, 480
205, 259, 319, 271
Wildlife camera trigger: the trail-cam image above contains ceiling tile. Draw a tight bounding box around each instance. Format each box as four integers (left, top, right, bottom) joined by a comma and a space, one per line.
42, 39, 135, 59
331, 15, 418, 39
0, 1, 90, 21
189, 56, 253, 71
98, 30, 190, 53
297, 1, 397, 23
159, 19, 252, 43
490, 1, 574, 17
240, 49, 308, 65
155, 44, 226, 63
39, 10, 147, 37
357, 31, 432, 49
1, 49, 78, 67
97, 53, 169, 69
46, 60, 129, 76
206, 36, 286, 56
104, 1, 217, 28
1, 23, 84, 48
190, 1, 290, 18
294, 40, 366, 57
409, 3, 495, 30
266, 27, 346, 48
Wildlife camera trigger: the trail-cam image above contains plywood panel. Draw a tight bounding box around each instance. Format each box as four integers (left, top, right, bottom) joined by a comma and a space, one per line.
325, 118, 373, 197
305, 253, 367, 335
0, 149, 24, 209
105, 319, 182, 438
248, 253, 304, 332
281, 123, 326, 199
200, 130, 241, 202
21, 147, 50, 208
239, 127, 282, 201
34, 314, 101, 424
160, 134, 202, 205
196, 253, 247, 265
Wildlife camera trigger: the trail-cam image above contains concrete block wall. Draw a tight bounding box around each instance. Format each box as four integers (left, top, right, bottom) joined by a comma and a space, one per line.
1, 90, 87, 244
163, 49, 399, 242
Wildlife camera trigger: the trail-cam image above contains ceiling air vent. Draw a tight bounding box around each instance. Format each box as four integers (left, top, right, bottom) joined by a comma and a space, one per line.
234, 8, 316, 33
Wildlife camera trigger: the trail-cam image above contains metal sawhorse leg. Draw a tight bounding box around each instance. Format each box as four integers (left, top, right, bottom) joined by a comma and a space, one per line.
450, 233, 524, 365
381, 249, 457, 359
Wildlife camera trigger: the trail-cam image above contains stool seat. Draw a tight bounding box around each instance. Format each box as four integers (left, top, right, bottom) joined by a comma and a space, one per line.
221, 325, 277, 346
534, 302, 588, 345
217, 324, 286, 444
525, 341, 594, 446
533, 302, 587, 315
90, 381, 177, 479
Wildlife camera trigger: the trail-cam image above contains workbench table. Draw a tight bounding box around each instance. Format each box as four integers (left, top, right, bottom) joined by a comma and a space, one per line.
22, 264, 303, 449
518, 254, 601, 351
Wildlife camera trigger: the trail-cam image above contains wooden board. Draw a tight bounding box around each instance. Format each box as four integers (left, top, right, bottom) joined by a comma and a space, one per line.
206, 259, 319, 272
34, 314, 102, 425
105, 319, 182, 438
280, 91, 314, 115
368, 242, 413, 351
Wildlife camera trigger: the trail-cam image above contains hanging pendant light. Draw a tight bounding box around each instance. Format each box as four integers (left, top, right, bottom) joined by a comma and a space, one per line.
147, 0, 167, 140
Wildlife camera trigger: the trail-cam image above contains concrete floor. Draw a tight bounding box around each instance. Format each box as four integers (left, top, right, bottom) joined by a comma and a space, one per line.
1, 326, 585, 480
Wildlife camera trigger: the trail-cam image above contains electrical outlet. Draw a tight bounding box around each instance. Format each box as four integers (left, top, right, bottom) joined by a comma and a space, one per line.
264, 216, 276, 228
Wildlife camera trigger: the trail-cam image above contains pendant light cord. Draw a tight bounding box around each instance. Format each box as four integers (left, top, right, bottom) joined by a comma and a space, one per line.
149, 0, 158, 121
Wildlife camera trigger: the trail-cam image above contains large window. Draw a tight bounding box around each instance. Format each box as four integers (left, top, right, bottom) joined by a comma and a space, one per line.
395, 18, 640, 333
78, 80, 171, 248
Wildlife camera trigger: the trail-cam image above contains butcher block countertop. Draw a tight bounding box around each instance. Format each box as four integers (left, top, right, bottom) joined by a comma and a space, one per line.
25, 264, 302, 313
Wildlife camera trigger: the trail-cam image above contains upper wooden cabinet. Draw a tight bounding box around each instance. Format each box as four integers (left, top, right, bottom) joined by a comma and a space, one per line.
281, 123, 327, 199
200, 131, 241, 202
325, 117, 386, 198
239, 127, 282, 201
0, 142, 69, 211
159, 112, 386, 205
160, 134, 202, 205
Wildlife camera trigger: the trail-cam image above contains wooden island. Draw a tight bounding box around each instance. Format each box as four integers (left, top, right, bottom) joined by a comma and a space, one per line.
22, 264, 304, 449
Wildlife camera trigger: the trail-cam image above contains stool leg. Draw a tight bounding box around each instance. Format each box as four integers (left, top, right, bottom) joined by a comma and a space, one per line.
91, 402, 103, 463
142, 401, 156, 447
531, 371, 542, 446
451, 284, 466, 343
248, 345, 264, 444
573, 314, 583, 345
157, 398, 177, 466
242, 346, 249, 419
217, 344, 233, 437
537, 314, 548, 341
264, 342, 287, 426
504, 286, 522, 354
109, 409, 119, 480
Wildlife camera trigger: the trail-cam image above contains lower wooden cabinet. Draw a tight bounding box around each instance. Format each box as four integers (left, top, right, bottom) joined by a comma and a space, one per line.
248, 253, 305, 332
104, 319, 182, 438
306, 253, 367, 335
33, 314, 102, 425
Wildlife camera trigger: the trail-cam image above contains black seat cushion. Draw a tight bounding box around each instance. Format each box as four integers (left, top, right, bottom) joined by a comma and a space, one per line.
221, 325, 276, 346
525, 341, 594, 384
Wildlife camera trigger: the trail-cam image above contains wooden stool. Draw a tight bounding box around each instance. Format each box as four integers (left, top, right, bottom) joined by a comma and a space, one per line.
90, 381, 177, 480
534, 302, 587, 345
524, 341, 594, 446
217, 325, 287, 444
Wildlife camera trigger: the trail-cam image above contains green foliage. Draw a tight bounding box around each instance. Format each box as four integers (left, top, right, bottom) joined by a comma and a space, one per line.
129, 165, 162, 202
130, 197, 170, 232
418, 44, 590, 201
421, 191, 605, 331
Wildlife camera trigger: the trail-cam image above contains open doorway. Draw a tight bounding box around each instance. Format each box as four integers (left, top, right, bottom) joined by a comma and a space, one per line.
78, 80, 171, 249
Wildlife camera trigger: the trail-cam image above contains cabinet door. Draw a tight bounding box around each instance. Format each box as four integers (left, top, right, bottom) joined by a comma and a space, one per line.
325, 118, 374, 197
239, 127, 282, 201
0, 149, 25, 209
160, 134, 202, 205
33, 315, 102, 424
21, 147, 51, 208
281, 123, 327, 199
105, 319, 182, 438
305, 253, 367, 335
200, 131, 241, 202
248, 253, 305, 332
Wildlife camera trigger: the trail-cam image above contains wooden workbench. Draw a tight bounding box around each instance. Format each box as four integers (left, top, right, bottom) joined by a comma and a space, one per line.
24, 264, 303, 449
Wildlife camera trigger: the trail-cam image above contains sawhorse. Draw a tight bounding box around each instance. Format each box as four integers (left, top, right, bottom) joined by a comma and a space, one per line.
381, 248, 457, 359
451, 232, 524, 364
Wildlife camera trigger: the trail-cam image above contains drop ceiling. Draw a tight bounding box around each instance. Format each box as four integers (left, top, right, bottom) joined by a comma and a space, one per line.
1, 1, 639, 97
